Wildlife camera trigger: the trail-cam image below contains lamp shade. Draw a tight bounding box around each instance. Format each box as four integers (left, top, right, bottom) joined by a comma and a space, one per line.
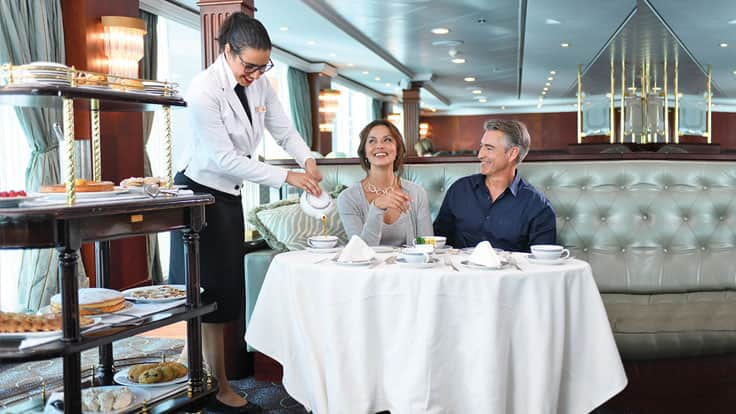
101, 16, 147, 78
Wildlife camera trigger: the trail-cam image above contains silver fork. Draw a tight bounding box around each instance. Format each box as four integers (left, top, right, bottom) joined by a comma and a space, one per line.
444, 256, 460, 271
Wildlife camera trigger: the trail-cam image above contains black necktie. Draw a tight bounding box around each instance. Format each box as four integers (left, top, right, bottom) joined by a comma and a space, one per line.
234, 84, 253, 125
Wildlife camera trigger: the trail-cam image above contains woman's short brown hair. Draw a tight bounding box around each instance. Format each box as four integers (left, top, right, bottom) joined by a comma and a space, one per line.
357, 120, 406, 174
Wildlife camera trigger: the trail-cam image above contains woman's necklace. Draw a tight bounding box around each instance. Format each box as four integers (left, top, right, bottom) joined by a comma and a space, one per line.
366, 178, 396, 197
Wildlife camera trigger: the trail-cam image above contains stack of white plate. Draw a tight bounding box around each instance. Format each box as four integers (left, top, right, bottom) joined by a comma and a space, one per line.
3, 61, 71, 87
142, 80, 180, 97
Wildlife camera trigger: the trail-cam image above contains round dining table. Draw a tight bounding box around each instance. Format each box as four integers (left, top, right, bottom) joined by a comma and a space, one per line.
246, 250, 627, 414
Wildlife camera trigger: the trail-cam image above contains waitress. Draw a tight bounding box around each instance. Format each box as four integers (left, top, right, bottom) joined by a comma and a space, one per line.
170, 12, 322, 413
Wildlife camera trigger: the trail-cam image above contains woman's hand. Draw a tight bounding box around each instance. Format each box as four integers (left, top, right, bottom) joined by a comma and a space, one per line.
373, 189, 411, 213
304, 158, 323, 183
286, 170, 322, 196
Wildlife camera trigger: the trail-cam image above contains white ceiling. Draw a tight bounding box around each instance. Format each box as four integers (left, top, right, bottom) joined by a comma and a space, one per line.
172, 0, 736, 115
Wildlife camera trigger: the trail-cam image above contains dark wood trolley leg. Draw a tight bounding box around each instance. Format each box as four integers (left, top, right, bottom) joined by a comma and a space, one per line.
95, 240, 115, 385
183, 229, 205, 392
59, 247, 81, 413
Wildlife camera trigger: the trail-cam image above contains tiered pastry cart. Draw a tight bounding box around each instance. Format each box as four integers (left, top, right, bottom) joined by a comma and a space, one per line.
0, 80, 217, 413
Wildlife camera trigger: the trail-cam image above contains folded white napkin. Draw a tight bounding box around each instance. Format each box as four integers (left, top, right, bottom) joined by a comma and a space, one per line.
338, 235, 375, 262
468, 241, 501, 268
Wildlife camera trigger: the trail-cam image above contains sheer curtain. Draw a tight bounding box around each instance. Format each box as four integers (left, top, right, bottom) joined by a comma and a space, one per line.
0, 0, 87, 311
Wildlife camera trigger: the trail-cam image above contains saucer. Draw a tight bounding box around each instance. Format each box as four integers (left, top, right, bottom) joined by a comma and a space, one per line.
305, 246, 342, 254
460, 259, 507, 270
526, 254, 569, 265
396, 257, 440, 268
372, 245, 396, 253
432, 245, 454, 253
331, 257, 377, 266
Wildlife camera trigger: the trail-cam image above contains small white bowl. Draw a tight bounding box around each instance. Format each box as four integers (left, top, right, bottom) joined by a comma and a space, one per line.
308, 235, 338, 249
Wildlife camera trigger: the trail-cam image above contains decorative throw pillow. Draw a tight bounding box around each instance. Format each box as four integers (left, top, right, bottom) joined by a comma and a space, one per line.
247, 195, 348, 252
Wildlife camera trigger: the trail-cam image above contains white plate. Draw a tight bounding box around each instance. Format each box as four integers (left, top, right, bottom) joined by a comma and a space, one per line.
38, 189, 130, 199
432, 245, 454, 253
0, 195, 42, 207
460, 259, 507, 270
331, 257, 377, 266
122, 284, 200, 303
396, 257, 440, 268
114, 367, 188, 388
305, 246, 342, 254
45, 385, 142, 414
372, 246, 397, 253
526, 254, 570, 265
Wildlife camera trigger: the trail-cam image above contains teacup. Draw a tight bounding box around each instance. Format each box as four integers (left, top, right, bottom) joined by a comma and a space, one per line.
415, 236, 447, 249
399, 247, 431, 263
308, 235, 338, 249
530, 244, 570, 260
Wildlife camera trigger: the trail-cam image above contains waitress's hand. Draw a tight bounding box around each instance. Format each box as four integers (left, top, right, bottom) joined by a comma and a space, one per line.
286, 171, 322, 196
304, 158, 323, 182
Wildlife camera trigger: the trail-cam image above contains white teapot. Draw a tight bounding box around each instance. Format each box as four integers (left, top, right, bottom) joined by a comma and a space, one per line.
299, 189, 334, 219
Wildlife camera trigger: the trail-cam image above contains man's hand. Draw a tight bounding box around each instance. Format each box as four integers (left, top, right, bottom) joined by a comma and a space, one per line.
372, 189, 411, 213
286, 170, 322, 196
304, 158, 323, 183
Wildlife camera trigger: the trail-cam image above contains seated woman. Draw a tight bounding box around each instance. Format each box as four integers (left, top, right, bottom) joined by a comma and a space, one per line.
337, 120, 433, 246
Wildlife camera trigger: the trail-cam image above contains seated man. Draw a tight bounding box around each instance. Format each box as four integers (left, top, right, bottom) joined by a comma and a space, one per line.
433, 119, 556, 251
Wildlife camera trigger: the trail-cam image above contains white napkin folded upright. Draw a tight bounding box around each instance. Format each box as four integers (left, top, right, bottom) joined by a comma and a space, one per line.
468, 241, 501, 268
338, 235, 375, 262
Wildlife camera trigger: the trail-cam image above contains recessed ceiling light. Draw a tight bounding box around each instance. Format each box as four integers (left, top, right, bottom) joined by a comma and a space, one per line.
543, 87, 549, 91
733, 69, 736, 75
347, 63, 354, 67
560, 42, 569, 48
431, 27, 450, 35
329, 52, 337, 57
545, 82, 551, 86
464, 77, 476, 82
729, 19, 736, 24
720, 42, 729, 48
542, 91, 547, 95
374, 77, 381, 81
385, 83, 391, 87
431, 40, 464, 47
472, 89, 482, 94
452, 58, 466, 64
279, 26, 289, 31
307, 40, 316, 46
501, 106, 506, 110
537, 103, 543, 108
547, 76, 554, 81
362, 71, 369, 75
545, 18, 561, 25
478, 98, 487, 103
549, 70, 557, 75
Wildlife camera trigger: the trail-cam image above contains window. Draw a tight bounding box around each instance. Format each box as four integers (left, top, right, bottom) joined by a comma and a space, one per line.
0, 108, 31, 310
257, 58, 292, 160
331, 81, 373, 156
147, 16, 202, 278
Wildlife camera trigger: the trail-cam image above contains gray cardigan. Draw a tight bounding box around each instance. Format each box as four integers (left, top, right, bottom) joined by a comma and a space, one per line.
336, 178, 433, 246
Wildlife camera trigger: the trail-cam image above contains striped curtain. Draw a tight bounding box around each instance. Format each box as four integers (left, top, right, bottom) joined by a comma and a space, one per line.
0, 0, 87, 310
286, 67, 313, 147
140, 10, 163, 283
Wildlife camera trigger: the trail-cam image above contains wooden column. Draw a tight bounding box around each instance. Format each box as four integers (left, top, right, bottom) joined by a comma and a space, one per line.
61, 0, 147, 290
308, 73, 333, 155
197, 0, 255, 68
402, 82, 422, 156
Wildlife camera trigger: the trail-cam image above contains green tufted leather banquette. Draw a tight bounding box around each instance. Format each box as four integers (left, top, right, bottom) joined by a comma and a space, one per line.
246, 160, 736, 360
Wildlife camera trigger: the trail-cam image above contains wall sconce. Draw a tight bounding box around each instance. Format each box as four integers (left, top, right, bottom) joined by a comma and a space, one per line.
318, 89, 340, 132
387, 112, 402, 129
101, 16, 147, 78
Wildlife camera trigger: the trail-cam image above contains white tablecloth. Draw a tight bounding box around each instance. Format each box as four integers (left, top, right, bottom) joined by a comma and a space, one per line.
246, 251, 627, 414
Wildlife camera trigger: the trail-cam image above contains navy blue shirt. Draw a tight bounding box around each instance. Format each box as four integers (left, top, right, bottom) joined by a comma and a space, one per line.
433, 172, 556, 252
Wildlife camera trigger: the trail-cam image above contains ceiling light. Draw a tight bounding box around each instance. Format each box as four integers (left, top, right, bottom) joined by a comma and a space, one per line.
537, 103, 543, 108
545, 18, 561, 25
307, 40, 316, 46
501, 106, 506, 110
279, 26, 288, 31
385, 83, 391, 87
362, 71, 369, 75
431, 27, 450, 35
542, 91, 547, 95
720, 42, 729, 48
374, 77, 381, 81
432, 40, 464, 47
543, 87, 548, 91
560, 42, 569, 48
733, 69, 736, 75
347, 63, 354, 67
549, 70, 557, 75
547, 76, 554, 81
478, 98, 487, 103
729, 19, 736, 24
464, 76, 476, 82
472, 89, 482, 94
329, 52, 337, 57
452, 58, 466, 64
545, 82, 551, 86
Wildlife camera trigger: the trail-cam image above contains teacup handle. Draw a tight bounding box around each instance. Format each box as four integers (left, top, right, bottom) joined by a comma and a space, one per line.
307, 239, 317, 247
422, 252, 430, 263
560, 249, 570, 259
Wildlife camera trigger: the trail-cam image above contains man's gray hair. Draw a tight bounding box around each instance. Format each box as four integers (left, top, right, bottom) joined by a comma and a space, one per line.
483, 119, 531, 163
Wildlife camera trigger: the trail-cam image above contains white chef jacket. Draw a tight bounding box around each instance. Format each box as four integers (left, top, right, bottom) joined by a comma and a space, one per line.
176, 54, 313, 195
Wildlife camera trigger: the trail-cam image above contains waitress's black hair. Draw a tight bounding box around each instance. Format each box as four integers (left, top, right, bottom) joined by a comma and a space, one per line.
216, 12, 272, 53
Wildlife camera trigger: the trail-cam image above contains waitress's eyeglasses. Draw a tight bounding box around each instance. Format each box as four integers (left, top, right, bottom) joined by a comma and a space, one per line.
232, 50, 274, 74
